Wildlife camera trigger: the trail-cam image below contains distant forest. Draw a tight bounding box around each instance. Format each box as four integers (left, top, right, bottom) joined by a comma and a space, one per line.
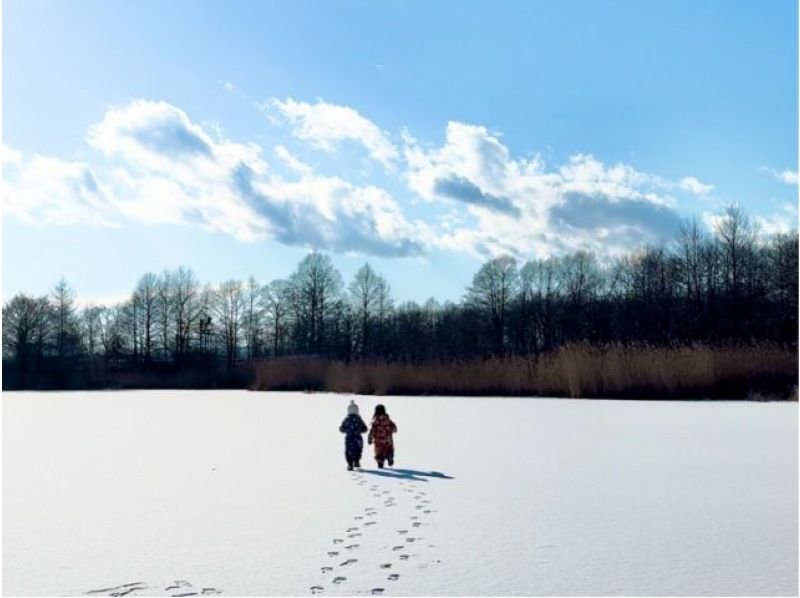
3, 204, 798, 394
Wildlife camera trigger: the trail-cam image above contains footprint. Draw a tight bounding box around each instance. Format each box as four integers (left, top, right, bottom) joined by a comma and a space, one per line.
388, 574, 400, 581
347, 533, 362, 538
327, 551, 339, 557
412, 522, 422, 527
173, 594, 198, 597
364, 521, 376, 526
321, 566, 333, 573
114, 589, 149, 598
405, 537, 416, 542
310, 586, 324, 595
345, 544, 360, 550
379, 563, 392, 569
354, 516, 364, 521
415, 505, 423, 510
399, 554, 410, 561
201, 590, 221, 596
333, 539, 344, 544
392, 545, 404, 551
410, 516, 418, 520
397, 530, 408, 534
88, 584, 144, 595
346, 527, 359, 532
423, 510, 432, 514
339, 558, 358, 566
382, 491, 390, 494
370, 589, 384, 595
332, 577, 346, 585
90, 583, 149, 597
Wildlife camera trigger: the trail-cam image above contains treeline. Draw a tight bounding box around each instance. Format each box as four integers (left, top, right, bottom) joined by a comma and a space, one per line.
2, 204, 798, 393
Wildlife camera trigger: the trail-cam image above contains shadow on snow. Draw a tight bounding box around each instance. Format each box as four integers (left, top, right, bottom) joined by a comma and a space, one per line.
359, 468, 454, 481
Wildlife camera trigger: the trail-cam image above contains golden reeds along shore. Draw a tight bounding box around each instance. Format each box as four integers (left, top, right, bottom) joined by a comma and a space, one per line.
252, 343, 798, 400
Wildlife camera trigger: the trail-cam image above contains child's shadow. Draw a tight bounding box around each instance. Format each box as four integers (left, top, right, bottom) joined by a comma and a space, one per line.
360, 468, 454, 482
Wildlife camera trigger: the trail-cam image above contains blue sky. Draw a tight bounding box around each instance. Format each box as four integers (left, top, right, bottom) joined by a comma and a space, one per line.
3, 0, 798, 304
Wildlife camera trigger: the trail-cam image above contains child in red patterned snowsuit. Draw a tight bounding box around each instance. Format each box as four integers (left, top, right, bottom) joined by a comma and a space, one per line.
367, 404, 397, 468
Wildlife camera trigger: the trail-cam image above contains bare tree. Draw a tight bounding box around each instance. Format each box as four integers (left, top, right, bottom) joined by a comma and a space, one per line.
289, 252, 343, 354
348, 263, 391, 358
135, 273, 159, 363
172, 267, 200, 362
715, 203, 757, 300
466, 256, 519, 354
156, 271, 173, 361
3, 293, 48, 384
51, 278, 80, 361
214, 280, 245, 367
263, 279, 291, 357
242, 276, 263, 361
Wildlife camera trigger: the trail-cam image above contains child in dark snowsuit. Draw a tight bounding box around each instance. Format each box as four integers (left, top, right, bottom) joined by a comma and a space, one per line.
367, 404, 397, 469
339, 400, 367, 471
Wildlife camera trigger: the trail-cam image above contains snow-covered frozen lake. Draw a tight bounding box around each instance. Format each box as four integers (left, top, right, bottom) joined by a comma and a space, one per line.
3, 391, 797, 596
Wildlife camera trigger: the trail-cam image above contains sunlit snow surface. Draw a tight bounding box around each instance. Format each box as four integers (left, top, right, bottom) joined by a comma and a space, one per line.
3, 391, 797, 596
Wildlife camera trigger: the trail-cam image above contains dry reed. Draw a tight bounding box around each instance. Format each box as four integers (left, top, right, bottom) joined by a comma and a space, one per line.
252, 343, 798, 399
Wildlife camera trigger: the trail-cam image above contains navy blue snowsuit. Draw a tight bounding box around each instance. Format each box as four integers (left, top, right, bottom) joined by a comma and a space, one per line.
339, 414, 368, 467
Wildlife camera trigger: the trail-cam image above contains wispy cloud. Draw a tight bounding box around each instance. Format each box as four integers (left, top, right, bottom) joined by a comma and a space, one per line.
2, 149, 119, 228
759, 166, 799, 185
754, 202, 799, 235
679, 176, 714, 196
267, 97, 399, 169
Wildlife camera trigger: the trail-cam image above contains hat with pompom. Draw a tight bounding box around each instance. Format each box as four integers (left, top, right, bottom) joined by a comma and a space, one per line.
347, 400, 359, 415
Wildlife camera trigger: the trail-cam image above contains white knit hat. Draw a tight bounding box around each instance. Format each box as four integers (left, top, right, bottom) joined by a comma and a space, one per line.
347, 400, 359, 415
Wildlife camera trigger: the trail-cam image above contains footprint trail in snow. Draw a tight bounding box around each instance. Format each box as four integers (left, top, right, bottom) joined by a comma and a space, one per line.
308, 470, 445, 594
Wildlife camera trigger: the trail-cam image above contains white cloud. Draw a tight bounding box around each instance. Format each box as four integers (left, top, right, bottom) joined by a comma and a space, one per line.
274, 145, 312, 177
4, 97, 738, 262
3, 151, 119, 228
754, 203, 799, 235
5, 99, 425, 257
268, 98, 399, 169
241, 171, 429, 256
2, 143, 22, 165
403, 121, 684, 259
679, 176, 714, 196
88, 100, 217, 170
760, 166, 799, 185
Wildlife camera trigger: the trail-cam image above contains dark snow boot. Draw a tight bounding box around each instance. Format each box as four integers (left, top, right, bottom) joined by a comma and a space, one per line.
377, 460, 384, 469
388, 457, 394, 467
347, 462, 354, 471
354, 460, 361, 468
